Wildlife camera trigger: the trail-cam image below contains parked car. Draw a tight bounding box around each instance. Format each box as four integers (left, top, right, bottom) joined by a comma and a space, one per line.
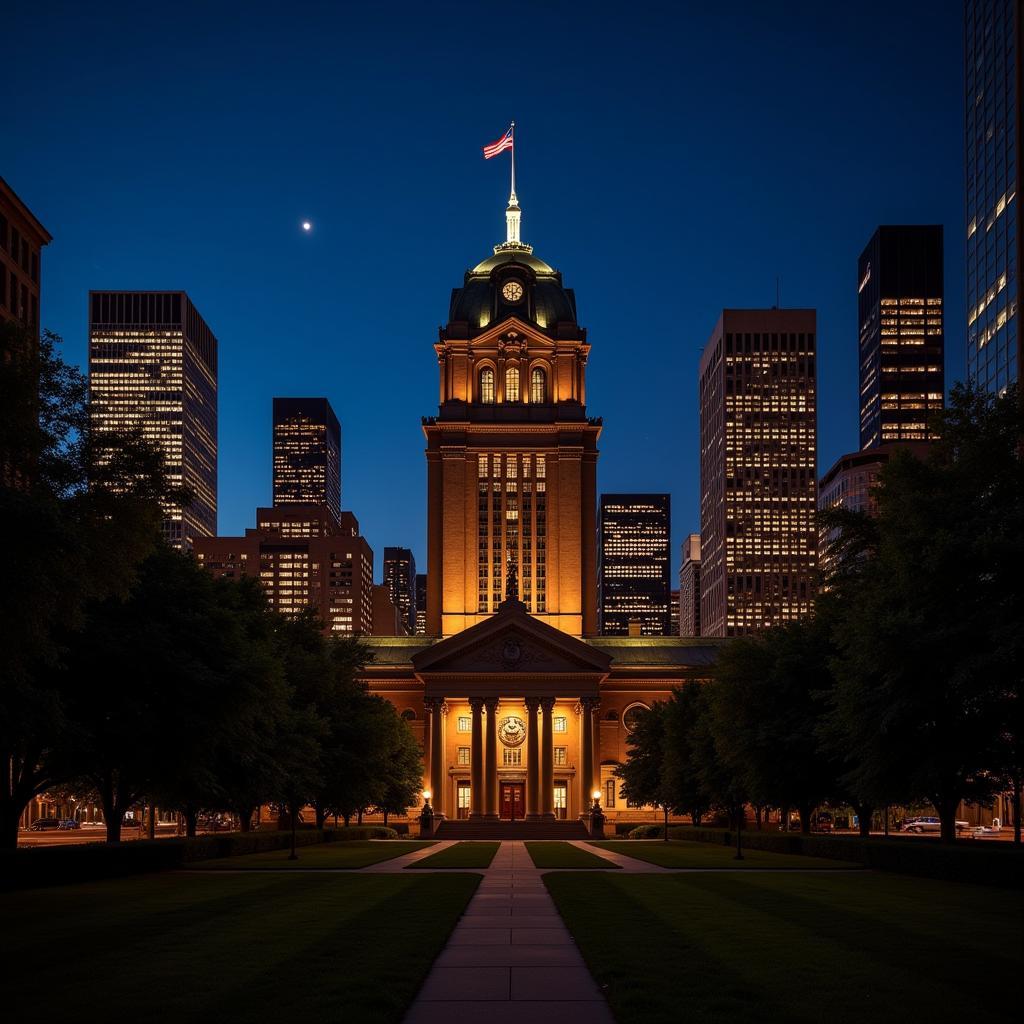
58, 819, 81, 830
902, 816, 939, 832
813, 812, 834, 833
28, 818, 61, 831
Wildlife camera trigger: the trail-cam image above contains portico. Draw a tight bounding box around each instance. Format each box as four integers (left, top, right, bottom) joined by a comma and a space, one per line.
414, 597, 609, 825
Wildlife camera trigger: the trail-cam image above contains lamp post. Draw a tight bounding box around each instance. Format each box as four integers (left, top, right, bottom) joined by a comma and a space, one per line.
589, 789, 605, 839
419, 789, 434, 838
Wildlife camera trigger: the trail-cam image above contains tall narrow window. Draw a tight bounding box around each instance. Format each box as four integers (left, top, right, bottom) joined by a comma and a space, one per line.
505, 366, 520, 402
479, 367, 495, 404
530, 366, 546, 403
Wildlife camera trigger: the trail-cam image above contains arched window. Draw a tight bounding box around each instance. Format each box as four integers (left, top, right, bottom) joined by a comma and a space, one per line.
479, 367, 495, 404
530, 366, 546, 404
505, 366, 520, 402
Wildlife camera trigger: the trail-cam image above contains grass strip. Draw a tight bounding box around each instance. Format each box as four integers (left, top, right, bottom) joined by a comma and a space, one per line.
406, 841, 499, 869
1, 872, 480, 1023
546, 872, 1023, 1024
591, 839, 859, 870
526, 841, 620, 869
188, 839, 435, 870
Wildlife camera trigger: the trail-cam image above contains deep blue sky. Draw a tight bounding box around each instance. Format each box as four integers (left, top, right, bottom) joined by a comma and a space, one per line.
8, 1, 965, 577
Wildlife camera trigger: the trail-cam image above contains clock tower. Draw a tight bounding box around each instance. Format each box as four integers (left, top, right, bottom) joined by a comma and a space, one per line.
424, 189, 601, 638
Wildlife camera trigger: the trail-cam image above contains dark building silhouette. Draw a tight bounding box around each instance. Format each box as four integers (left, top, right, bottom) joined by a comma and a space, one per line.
858, 226, 944, 449
965, 0, 1021, 390
699, 309, 818, 637
89, 291, 217, 551
678, 533, 701, 637
383, 546, 417, 633
0, 176, 50, 335
598, 494, 671, 636
272, 397, 341, 523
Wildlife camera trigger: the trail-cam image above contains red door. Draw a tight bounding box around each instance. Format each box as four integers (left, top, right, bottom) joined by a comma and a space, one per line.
500, 783, 524, 819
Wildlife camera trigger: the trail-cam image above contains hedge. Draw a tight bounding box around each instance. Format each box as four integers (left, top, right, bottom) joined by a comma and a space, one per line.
2, 825, 400, 892
623, 825, 1022, 888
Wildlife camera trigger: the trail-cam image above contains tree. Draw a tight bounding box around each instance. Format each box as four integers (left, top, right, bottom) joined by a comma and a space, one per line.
616, 703, 677, 838
662, 682, 712, 826
0, 324, 177, 848
368, 699, 424, 825
824, 383, 1022, 843
709, 619, 837, 835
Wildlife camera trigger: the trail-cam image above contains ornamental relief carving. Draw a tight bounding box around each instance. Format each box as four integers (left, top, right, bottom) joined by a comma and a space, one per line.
477, 635, 547, 671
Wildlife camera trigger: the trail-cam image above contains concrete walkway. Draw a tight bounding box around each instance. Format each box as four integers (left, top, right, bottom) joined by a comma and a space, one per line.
402, 840, 614, 1023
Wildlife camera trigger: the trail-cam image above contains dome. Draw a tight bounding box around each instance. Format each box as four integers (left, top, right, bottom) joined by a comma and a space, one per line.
448, 244, 577, 333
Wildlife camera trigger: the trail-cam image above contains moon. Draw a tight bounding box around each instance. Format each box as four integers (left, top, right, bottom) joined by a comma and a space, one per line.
301, 221, 312, 232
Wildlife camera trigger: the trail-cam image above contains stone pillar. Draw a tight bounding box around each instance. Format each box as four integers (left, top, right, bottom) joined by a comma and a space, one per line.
525, 697, 540, 819
484, 698, 500, 820
469, 698, 484, 818
579, 697, 595, 815
540, 697, 555, 819
427, 698, 446, 819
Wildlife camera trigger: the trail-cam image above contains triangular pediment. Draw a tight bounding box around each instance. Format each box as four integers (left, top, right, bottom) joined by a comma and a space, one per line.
468, 317, 556, 352
412, 600, 610, 676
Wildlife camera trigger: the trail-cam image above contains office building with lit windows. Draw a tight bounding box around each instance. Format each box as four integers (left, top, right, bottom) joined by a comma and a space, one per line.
88, 291, 217, 551
383, 547, 417, 633
415, 573, 427, 635
272, 397, 341, 522
194, 507, 374, 635
678, 533, 702, 637
858, 226, 945, 449
699, 309, 818, 637
598, 494, 672, 636
965, 0, 1021, 390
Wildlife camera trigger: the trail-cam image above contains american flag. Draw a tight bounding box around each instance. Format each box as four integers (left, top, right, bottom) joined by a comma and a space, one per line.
483, 125, 514, 159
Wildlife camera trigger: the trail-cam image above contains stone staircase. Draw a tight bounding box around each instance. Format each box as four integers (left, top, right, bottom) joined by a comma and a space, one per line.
434, 818, 590, 840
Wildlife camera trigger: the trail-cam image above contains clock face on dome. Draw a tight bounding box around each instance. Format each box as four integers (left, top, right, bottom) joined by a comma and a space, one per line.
502, 280, 524, 303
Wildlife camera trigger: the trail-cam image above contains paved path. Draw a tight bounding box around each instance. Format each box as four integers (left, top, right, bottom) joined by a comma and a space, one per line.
361, 840, 457, 871
402, 840, 613, 1023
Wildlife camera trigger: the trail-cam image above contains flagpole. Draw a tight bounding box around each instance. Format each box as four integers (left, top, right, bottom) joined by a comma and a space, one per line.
510, 121, 516, 199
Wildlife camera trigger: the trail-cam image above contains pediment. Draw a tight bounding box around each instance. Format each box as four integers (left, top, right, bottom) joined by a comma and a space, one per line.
413, 601, 610, 677
469, 317, 556, 352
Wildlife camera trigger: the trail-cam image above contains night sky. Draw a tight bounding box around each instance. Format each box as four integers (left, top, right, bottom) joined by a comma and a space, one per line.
8, 1, 965, 575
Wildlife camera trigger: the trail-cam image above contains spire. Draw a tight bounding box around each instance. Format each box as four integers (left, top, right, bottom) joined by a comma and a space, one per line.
494, 122, 532, 254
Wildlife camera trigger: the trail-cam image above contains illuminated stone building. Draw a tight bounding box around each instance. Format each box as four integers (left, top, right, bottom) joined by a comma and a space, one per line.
858, 226, 944, 449
383, 547, 417, 633
678, 533, 701, 637
423, 186, 601, 639
272, 397, 341, 523
598, 494, 672, 636
359, 189, 725, 834
195, 507, 374, 635
88, 291, 217, 551
965, 0, 1021, 391
698, 309, 818, 637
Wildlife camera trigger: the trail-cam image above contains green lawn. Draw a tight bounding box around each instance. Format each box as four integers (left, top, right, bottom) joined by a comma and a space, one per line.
1, 872, 479, 1023
525, 841, 620, 869
591, 839, 859, 870
406, 841, 499, 869
546, 872, 1024, 1024
189, 840, 435, 870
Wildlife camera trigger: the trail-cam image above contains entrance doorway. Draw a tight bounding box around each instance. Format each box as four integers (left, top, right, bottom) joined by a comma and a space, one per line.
500, 782, 525, 820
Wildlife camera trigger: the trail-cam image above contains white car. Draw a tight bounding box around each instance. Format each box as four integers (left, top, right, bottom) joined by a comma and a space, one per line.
902, 816, 970, 834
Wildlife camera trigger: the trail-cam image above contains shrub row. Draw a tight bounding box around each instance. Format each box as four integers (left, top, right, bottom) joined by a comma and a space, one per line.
2, 825, 400, 892
626, 825, 1022, 888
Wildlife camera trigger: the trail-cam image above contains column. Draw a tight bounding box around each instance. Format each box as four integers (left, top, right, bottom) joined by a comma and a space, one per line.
469, 698, 484, 818
484, 698, 500, 820
525, 697, 540, 819
579, 696, 595, 815
427, 698, 446, 819
540, 697, 555, 818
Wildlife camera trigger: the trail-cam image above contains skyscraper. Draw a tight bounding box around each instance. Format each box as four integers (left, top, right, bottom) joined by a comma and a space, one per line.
699, 309, 818, 637
272, 397, 341, 522
383, 547, 417, 633
598, 494, 671, 636
415, 573, 428, 635
88, 291, 217, 550
424, 187, 601, 637
858, 226, 945, 449
678, 533, 702, 637
965, 0, 1021, 391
